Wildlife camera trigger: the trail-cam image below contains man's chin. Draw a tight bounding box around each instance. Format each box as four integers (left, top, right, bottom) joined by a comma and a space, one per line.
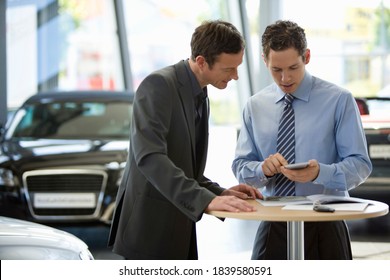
281, 86, 294, 93
216, 82, 228, 89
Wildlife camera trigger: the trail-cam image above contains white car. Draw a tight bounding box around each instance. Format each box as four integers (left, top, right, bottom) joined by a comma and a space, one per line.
0, 216, 94, 260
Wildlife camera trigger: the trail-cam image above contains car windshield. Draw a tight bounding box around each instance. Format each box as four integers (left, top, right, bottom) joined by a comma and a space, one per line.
7, 101, 131, 139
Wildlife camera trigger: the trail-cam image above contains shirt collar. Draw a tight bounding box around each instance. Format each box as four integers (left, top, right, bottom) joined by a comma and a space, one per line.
184, 59, 206, 99
275, 71, 312, 103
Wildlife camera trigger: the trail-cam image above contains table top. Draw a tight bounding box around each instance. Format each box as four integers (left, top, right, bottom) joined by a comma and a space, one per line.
206, 199, 389, 222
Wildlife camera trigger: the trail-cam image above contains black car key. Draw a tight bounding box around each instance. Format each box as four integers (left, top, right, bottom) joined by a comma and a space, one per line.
313, 205, 335, 213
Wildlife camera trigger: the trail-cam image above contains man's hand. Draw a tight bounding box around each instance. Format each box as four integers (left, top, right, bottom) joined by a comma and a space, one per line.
281, 159, 320, 182
221, 184, 263, 200
262, 155, 320, 183
205, 184, 263, 213
205, 195, 256, 213
262, 153, 288, 177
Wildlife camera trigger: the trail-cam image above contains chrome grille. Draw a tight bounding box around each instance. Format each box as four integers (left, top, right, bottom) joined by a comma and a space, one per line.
23, 169, 107, 221
26, 174, 103, 192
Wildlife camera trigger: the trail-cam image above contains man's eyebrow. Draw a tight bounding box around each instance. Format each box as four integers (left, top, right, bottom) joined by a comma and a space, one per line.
222, 66, 238, 70
271, 63, 300, 70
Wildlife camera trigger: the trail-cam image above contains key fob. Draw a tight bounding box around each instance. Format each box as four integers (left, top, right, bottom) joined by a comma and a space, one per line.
313, 205, 335, 213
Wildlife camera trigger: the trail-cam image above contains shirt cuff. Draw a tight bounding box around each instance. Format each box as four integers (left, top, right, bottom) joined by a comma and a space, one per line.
313, 163, 346, 192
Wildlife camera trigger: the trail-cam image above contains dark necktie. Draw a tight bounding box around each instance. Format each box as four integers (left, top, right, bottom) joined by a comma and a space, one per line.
195, 91, 207, 171
195, 91, 207, 124
274, 94, 295, 196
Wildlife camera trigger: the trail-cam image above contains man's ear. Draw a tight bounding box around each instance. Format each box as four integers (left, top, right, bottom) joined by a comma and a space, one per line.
304, 49, 311, 65
195, 55, 207, 69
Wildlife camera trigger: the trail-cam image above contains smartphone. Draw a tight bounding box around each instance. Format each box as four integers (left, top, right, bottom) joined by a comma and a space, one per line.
284, 162, 309, 170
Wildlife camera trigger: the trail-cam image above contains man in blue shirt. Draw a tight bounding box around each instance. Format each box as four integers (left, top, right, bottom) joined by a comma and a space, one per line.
232, 20, 372, 259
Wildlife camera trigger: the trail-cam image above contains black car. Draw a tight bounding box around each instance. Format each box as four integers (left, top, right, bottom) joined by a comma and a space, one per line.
352, 97, 390, 198
0, 91, 133, 224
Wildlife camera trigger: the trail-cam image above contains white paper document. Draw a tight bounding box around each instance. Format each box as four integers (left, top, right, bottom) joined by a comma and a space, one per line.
282, 203, 369, 211
257, 194, 371, 211
257, 196, 311, 207
306, 194, 369, 205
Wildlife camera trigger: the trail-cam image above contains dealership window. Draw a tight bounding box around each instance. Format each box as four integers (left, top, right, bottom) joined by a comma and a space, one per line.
6, 0, 249, 126
5, 0, 390, 113
242, 0, 390, 98
122, 0, 248, 126
281, 0, 390, 97
6, 0, 123, 108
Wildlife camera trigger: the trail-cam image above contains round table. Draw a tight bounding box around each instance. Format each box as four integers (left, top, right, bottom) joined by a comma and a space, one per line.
206, 199, 389, 260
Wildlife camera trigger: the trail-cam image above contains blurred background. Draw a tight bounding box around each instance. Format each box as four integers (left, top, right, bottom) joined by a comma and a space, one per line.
1, 0, 390, 260
2, 0, 390, 118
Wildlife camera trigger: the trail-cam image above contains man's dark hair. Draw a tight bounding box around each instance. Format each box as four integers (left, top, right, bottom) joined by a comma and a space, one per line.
262, 20, 307, 61
190, 20, 245, 67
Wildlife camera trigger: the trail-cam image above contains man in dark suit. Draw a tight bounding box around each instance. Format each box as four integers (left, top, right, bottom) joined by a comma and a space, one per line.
108, 20, 262, 260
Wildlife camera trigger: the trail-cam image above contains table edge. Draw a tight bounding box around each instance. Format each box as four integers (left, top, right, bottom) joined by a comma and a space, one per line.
206, 199, 389, 222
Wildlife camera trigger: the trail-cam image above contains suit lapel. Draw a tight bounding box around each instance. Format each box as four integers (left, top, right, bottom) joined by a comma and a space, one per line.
174, 61, 197, 173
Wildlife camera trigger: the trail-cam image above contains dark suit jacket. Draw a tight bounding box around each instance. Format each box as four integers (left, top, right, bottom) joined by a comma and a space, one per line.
108, 60, 224, 259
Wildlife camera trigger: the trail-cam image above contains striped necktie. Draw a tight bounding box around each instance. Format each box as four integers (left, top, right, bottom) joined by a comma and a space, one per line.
274, 94, 295, 196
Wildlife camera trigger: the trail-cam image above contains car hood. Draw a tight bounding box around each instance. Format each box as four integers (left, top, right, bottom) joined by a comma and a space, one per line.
0, 138, 129, 169
0, 216, 93, 260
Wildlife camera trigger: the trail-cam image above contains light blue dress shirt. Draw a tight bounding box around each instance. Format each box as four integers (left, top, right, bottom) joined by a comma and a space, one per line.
232, 71, 372, 197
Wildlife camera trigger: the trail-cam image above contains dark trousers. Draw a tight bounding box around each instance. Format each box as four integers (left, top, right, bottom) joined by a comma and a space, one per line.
251, 221, 353, 260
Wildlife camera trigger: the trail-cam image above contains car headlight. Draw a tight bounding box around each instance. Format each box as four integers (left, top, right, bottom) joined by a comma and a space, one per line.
0, 168, 15, 187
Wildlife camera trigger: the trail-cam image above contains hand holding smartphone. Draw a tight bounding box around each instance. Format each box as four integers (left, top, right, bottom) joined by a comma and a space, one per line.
284, 162, 309, 170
